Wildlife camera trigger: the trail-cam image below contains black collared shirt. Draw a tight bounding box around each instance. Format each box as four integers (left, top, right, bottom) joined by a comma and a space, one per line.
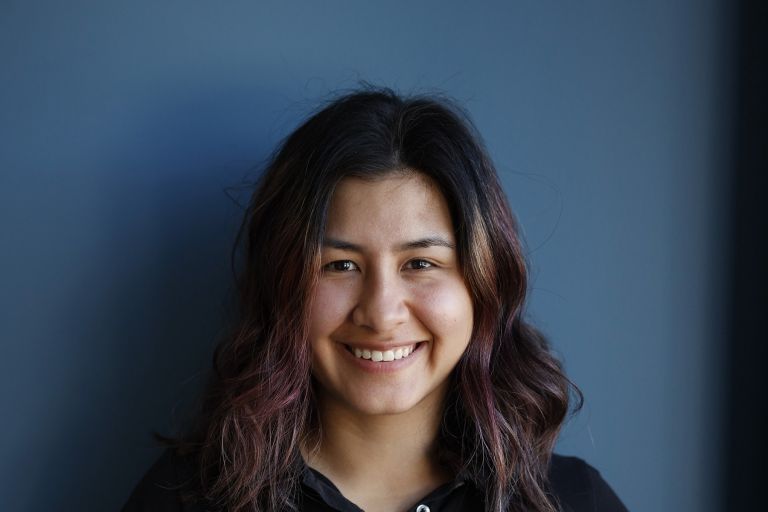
122, 450, 628, 511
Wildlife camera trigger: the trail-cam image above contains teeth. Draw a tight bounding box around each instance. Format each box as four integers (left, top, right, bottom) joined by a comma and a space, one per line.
349, 343, 418, 362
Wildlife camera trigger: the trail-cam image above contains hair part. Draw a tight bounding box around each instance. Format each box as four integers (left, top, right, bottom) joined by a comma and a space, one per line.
168, 86, 582, 512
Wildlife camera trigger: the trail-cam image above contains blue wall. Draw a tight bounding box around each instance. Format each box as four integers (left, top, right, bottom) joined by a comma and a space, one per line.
0, 1, 730, 510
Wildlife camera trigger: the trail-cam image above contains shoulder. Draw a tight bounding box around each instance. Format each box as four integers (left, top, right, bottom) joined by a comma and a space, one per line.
547, 454, 629, 512
121, 449, 210, 512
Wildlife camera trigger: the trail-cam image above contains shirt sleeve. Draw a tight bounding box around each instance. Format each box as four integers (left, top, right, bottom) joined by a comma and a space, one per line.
548, 454, 629, 512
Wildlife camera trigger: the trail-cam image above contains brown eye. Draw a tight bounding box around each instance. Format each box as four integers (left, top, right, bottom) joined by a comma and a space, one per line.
405, 259, 433, 270
324, 260, 359, 272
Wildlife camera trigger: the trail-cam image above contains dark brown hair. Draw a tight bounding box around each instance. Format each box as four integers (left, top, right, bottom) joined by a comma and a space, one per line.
171, 87, 581, 511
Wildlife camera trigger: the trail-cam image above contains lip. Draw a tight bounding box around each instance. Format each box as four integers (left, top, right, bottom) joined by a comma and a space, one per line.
337, 340, 426, 374
339, 339, 423, 350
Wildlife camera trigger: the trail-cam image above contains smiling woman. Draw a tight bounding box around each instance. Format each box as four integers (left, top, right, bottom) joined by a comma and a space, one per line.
122, 88, 628, 512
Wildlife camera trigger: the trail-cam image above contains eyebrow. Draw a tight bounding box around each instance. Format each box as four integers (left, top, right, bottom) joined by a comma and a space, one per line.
322, 236, 456, 252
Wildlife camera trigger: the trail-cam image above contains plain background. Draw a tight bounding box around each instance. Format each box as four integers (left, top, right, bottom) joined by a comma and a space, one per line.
0, 1, 733, 511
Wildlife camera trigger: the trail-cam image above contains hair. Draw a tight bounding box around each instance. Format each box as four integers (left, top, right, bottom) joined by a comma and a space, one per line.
168, 86, 582, 512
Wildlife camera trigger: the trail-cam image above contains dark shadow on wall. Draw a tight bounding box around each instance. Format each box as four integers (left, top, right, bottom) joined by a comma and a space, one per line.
20, 88, 287, 511
724, 0, 768, 509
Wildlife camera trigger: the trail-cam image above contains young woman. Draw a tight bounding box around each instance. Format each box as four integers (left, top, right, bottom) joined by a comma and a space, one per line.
123, 88, 628, 512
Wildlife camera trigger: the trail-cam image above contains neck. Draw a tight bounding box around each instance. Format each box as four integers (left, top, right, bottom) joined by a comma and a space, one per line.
304, 390, 452, 510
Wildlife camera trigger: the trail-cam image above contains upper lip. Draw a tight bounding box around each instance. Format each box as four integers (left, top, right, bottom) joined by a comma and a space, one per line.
339, 340, 424, 351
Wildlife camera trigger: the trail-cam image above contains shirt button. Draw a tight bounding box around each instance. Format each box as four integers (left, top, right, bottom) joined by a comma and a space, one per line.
416, 505, 430, 512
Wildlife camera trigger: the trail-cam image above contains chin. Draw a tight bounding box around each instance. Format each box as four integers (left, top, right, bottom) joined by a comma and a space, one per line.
343, 386, 445, 418
348, 396, 419, 417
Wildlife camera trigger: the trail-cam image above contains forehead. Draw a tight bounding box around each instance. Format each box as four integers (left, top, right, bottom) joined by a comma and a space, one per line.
325, 173, 454, 242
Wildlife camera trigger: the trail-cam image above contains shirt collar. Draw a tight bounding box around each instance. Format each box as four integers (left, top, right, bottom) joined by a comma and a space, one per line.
300, 460, 469, 511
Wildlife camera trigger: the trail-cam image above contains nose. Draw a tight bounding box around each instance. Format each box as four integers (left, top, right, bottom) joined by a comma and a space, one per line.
351, 267, 409, 333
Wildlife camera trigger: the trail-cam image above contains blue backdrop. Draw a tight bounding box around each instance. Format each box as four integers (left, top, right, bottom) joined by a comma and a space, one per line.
0, 1, 731, 510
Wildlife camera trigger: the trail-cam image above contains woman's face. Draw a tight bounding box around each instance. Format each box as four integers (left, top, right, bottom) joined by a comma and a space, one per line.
308, 173, 474, 419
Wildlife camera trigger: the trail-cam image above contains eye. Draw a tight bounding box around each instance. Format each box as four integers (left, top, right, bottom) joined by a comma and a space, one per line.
323, 260, 359, 273
404, 259, 434, 270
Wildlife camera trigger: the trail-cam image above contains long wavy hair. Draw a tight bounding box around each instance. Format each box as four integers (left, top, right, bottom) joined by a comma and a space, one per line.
170, 87, 581, 512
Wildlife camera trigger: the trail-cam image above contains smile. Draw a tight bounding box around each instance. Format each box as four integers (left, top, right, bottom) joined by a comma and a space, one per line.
344, 342, 422, 362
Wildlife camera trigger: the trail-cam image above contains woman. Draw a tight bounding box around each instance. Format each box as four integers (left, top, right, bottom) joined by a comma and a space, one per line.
123, 88, 628, 511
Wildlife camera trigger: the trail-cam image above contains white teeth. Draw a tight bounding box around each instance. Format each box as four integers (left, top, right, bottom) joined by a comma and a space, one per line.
349, 343, 418, 362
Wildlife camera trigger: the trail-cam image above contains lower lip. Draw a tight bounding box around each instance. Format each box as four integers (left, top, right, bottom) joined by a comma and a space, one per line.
338, 342, 425, 374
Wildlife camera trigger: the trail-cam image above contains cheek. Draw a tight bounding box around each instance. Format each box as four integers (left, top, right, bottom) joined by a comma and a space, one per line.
308, 281, 356, 340
412, 281, 474, 343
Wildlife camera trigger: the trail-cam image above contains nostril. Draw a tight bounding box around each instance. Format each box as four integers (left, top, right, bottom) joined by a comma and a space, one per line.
351, 298, 410, 331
